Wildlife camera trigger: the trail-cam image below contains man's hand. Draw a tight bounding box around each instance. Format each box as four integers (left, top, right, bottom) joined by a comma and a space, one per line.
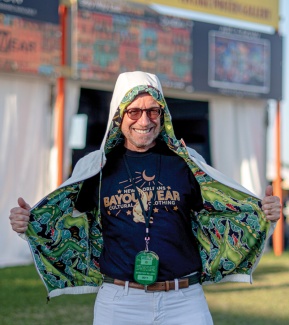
9, 197, 31, 233
261, 185, 281, 222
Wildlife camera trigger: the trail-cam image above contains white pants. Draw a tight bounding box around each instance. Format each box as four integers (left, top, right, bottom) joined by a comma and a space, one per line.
93, 282, 213, 325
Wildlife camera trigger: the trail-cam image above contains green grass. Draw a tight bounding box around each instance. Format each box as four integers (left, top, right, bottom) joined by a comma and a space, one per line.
0, 252, 288, 325
0, 266, 95, 325
204, 251, 289, 325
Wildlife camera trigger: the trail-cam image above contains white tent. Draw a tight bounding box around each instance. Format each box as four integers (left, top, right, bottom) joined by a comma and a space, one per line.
210, 97, 267, 198
0, 74, 267, 267
0, 74, 79, 267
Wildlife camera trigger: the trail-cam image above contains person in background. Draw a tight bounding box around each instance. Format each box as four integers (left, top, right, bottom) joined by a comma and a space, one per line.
10, 71, 281, 325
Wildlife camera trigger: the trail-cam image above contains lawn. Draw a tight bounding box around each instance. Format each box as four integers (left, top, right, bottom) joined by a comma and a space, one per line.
0, 251, 288, 325
204, 251, 289, 325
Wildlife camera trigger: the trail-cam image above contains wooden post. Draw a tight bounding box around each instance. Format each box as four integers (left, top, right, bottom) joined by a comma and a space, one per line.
273, 101, 284, 255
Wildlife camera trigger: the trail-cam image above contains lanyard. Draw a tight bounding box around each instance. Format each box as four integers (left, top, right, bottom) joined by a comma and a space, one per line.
123, 154, 161, 251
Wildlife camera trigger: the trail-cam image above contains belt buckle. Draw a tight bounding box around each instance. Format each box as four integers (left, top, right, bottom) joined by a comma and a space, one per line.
144, 284, 162, 293
144, 285, 149, 292
144, 285, 153, 293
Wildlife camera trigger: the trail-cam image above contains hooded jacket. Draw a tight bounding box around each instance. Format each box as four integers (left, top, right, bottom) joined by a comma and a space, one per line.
25, 71, 273, 299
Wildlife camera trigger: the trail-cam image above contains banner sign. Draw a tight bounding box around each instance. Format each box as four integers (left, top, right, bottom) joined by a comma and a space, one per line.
130, 0, 279, 29
0, 15, 61, 75
192, 21, 282, 100
0, 0, 59, 24
75, 2, 193, 90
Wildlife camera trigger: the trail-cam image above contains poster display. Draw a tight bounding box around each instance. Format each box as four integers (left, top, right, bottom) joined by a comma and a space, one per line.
75, 4, 193, 90
208, 31, 271, 94
0, 15, 60, 75
192, 21, 282, 100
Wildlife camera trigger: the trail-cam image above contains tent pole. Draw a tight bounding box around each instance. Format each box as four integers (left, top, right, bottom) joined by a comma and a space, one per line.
273, 101, 284, 255
55, 5, 67, 186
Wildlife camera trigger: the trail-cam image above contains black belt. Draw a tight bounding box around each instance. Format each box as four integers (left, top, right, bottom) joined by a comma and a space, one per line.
103, 273, 201, 292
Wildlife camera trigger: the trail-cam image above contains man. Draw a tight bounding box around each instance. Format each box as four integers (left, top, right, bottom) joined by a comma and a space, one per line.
10, 71, 281, 325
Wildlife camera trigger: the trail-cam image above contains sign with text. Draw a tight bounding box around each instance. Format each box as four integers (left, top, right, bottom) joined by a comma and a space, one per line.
0, 0, 59, 24
131, 0, 279, 29
0, 15, 61, 75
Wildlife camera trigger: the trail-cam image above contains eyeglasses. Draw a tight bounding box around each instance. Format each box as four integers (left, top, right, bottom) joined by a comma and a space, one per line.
124, 107, 162, 120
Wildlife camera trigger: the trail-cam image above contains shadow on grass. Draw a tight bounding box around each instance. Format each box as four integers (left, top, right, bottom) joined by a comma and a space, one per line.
205, 282, 289, 293
211, 311, 289, 325
253, 264, 289, 278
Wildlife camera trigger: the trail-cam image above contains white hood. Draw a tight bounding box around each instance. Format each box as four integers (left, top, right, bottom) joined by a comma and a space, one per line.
100, 71, 164, 151
62, 71, 167, 187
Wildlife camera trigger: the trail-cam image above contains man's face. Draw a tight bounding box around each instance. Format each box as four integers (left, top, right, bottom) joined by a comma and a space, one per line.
121, 93, 162, 152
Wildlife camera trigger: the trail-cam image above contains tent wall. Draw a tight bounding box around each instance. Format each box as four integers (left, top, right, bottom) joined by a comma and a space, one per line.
0, 76, 80, 267
0, 75, 52, 267
210, 97, 268, 198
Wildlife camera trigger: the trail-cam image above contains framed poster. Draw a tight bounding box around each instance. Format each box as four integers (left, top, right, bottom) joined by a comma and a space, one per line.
208, 31, 271, 94
192, 21, 282, 100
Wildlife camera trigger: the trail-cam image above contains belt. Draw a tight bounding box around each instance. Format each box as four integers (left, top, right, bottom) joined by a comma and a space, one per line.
103, 272, 201, 292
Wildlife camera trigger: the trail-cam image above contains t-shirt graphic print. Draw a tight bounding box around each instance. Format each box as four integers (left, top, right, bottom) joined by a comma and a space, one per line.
99, 143, 203, 281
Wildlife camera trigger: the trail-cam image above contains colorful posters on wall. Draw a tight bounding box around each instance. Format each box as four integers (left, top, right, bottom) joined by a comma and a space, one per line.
75, 3, 193, 90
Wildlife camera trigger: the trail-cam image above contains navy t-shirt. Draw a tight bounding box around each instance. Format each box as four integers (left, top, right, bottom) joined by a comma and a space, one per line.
76, 141, 203, 281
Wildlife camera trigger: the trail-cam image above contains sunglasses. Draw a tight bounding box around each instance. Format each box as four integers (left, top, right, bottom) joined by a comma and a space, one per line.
124, 107, 162, 120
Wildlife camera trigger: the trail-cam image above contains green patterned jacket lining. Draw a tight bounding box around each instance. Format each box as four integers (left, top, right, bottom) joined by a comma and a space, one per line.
26, 85, 270, 296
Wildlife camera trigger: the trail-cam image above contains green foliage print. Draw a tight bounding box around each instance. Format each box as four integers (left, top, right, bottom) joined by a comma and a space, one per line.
189, 168, 270, 283
26, 183, 103, 295
26, 83, 271, 295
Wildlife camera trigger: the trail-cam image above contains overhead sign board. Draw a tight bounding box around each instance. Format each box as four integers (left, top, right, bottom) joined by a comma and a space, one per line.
131, 0, 279, 29
0, 15, 61, 75
0, 0, 60, 75
0, 0, 59, 24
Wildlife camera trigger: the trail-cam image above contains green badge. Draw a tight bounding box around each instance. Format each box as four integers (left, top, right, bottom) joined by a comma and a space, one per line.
134, 250, 159, 285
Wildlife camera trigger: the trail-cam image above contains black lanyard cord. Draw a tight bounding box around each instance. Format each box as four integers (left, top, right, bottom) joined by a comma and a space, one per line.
123, 153, 161, 250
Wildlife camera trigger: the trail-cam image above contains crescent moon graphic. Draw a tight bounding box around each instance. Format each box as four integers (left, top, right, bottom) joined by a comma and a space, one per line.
142, 170, 155, 182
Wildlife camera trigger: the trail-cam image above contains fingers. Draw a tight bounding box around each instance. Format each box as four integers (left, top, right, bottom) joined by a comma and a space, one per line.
262, 209, 281, 222
9, 212, 30, 233
261, 195, 281, 222
18, 197, 31, 210
262, 195, 280, 205
10, 207, 30, 218
265, 185, 273, 197
9, 198, 31, 233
